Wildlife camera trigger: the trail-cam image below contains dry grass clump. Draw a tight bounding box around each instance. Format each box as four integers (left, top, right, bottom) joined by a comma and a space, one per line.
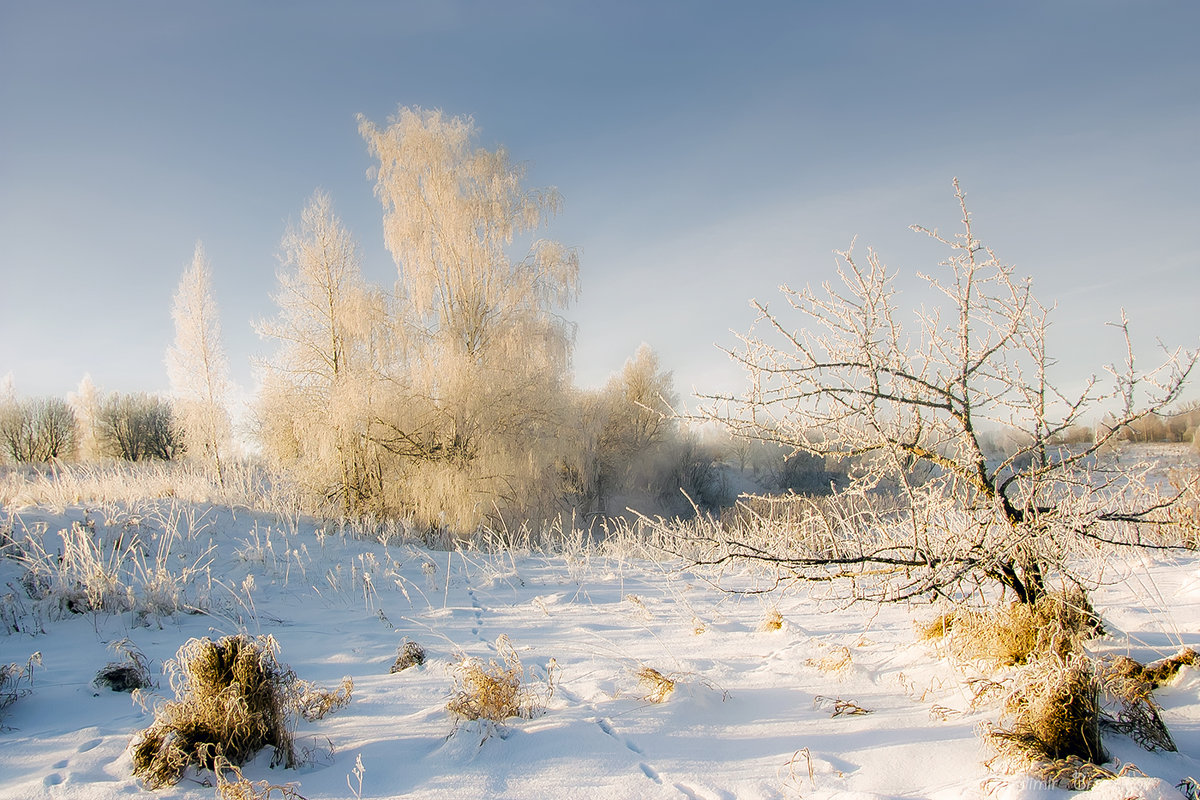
923, 588, 1100, 667
636, 666, 677, 704
391, 640, 425, 673
94, 638, 154, 693
986, 655, 1106, 773
292, 676, 353, 722
915, 611, 955, 641
1025, 756, 1145, 791
760, 607, 784, 632
447, 635, 551, 725
131, 634, 351, 789
813, 695, 872, 717
1142, 646, 1197, 686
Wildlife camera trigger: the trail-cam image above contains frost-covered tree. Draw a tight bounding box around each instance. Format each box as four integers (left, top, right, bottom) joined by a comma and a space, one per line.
67, 374, 102, 462
700, 181, 1197, 604
591, 344, 677, 512
359, 107, 580, 531
567, 345, 726, 518
256, 191, 387, 515
166, 243, 232, 480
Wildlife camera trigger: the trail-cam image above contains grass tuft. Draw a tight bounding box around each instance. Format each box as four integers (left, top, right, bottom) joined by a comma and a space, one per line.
292, 676, 353, 722
806, 645, 852, 674
760, 607, 784, 632
0, 652, 41, 722
94, 638, 154, 693
214, 756, 307, 800
1025, 756, 1145, 791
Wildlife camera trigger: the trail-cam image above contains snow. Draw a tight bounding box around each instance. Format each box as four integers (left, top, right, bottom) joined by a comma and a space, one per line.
1, 502, 1198, 799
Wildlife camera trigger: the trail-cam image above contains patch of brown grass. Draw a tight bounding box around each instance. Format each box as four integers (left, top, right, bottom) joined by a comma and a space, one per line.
924, 588, 1101, 667
806, 644, 852, 674
915, 611, 955, 642
1144, 647, 1197, 686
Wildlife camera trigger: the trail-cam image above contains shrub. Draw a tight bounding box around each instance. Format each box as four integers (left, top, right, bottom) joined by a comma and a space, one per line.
131, 634, 350, 788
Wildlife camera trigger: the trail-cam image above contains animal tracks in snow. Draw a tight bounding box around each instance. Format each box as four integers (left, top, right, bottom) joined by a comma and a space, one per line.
596, 716, 680, 791
467, 587, 487, 641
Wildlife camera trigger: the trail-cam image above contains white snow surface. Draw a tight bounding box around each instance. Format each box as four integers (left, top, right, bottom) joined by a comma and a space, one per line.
1, 502, 1198, 800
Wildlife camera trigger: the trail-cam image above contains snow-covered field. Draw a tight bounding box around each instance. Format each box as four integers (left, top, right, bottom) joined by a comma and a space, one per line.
1, 496, 1199, 800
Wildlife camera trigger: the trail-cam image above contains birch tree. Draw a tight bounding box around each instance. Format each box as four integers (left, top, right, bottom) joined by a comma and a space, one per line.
166, 243, 232, 481
699, 181, 1198, 604
68, 374, 102, 462
256, 190, 387, 515
359, 107, 580, 531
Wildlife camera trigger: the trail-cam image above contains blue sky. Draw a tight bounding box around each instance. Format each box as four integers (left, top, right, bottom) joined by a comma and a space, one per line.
2, 1, 1197, 409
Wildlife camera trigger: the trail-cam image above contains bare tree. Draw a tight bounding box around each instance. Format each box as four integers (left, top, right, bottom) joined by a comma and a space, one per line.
96, 393, 184, 462
0, 397, 77, 463
700, 181, 1197, 604
166, 243, 232, 481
